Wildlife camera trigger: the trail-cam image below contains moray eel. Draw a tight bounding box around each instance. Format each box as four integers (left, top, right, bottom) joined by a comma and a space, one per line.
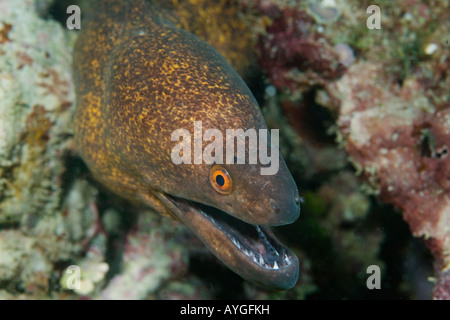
73, 0, 301, 289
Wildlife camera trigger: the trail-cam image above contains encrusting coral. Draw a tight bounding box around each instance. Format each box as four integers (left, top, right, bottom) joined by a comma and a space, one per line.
241, 0, 448, 299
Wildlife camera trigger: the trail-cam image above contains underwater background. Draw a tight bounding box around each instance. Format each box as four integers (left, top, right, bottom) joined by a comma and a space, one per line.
0, 0, 448, 299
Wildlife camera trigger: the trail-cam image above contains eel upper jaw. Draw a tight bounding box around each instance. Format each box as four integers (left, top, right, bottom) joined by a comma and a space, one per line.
153, 191, 299, 290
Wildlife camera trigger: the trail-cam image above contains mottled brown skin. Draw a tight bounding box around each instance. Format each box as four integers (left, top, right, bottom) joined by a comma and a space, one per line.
151, 0, 255, 76
74, 0, 300, 289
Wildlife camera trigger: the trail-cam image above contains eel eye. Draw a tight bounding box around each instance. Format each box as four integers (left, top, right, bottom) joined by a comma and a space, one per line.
210, 165, 232, 194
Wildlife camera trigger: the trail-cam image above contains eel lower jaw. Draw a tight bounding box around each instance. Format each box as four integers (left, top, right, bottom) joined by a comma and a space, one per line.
154, 192, 299, 290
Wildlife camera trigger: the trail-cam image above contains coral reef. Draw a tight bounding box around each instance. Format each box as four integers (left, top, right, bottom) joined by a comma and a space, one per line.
328, 62, 449, 299
241, 0, 448, 299
99, 212, 189, 300
253, 2, 345, 92
0, 0, 76, 297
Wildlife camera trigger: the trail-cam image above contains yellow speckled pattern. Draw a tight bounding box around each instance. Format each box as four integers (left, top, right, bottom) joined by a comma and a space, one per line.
74, 0, 264, 216
73, 0, 300, 289
151, 0, 254, 75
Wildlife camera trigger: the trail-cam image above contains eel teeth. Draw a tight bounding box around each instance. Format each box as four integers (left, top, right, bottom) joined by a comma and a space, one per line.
284, 253, 290, 264
273, 261, 279, 270
231, 237, 241, 249
259, 253, 265, 266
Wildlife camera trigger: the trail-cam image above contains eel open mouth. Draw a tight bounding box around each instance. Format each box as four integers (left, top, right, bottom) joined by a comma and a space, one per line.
158, 193, 299, 289
197, 203, 296, 270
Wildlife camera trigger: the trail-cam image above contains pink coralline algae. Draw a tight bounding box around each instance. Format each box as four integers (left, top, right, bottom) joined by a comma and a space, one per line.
246, 0, 449, 299
328, 62, 449, 299
252, 4, 345, 92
